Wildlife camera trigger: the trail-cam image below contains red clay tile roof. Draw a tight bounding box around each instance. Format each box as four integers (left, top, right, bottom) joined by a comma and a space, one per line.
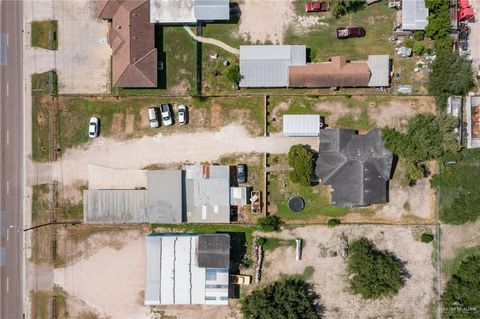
288, 56, 370, 88
97, 0, 157, 88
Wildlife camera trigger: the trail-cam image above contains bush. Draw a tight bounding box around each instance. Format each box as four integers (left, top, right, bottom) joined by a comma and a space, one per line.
255, 237, 266, 246
442, 255, 480, 318
347, 238, 405, 299
330, 0, 366, 18
241, 278, 320, 319
413, 31, 425, 41
226, 65, 241, 84
413, 43, 425, 56
428, 49, 474, 108
431, 149, 480, 224
288, 145, 313, 186
421, 233, 434, 243
425, 0, 451, 40
403, 38, 415, 49
327, 218, 341, 227
257, 215, 282, 231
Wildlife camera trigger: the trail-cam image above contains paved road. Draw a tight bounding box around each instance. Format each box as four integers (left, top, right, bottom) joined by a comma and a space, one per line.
0, 0, 24, 318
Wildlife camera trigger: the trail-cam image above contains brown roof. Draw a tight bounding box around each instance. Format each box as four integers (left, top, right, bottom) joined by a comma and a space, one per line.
288, 56, 370, 88
97, 0, 157, 88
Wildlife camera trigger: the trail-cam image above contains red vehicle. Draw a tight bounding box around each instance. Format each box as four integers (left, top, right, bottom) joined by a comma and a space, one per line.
305, 1, 329, 12
336, 27, 366, 39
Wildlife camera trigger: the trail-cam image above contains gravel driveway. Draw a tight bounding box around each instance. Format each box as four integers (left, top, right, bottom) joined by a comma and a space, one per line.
31, 124, 318, 186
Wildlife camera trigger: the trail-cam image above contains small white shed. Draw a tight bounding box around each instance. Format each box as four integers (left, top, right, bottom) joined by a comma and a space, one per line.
283, 114, 321, 137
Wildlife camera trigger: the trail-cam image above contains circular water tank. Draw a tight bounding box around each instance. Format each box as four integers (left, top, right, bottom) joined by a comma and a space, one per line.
288, 196, 305, 212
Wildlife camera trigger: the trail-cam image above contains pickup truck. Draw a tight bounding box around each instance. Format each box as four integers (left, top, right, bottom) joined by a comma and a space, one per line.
336, 27, 366, 39
305, 1, 329, 12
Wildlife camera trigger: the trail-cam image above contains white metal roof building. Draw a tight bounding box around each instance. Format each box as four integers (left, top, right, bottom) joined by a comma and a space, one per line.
283, 114, 321, 137
367, 55, 390, 87
466, 96, 480, 149
402, 0, 429, 30
150, 0, 229, 23
184, 165, 231, 223
239, 45, 306, 87
145, 234, 230, 305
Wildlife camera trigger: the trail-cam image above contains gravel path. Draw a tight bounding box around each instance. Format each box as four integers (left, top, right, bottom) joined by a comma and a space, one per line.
30, 124, 317, 186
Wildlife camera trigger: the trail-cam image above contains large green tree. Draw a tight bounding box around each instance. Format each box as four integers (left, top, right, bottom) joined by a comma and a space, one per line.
241, 278, 320, 319
382, 113, 460, 182
288, 144, 314, 186
329, 0, 366, 18
347, 238, 405, 299
442, 255, 480, 318
428, 50, 474, 108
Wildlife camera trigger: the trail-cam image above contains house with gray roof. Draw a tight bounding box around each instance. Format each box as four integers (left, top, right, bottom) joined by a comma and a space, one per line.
316, 128, 393, 207
239, 45, 306, 87
402, 0, 429, 30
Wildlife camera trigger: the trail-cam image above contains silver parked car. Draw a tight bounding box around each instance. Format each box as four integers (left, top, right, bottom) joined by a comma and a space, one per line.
160, 104, 173, 126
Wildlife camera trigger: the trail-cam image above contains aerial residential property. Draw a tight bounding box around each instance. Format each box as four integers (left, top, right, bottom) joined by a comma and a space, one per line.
2, 0, 480, 318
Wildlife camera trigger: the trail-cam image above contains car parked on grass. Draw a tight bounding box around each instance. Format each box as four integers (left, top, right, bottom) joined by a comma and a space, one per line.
230, 274, 252, 285
177, 104, 187, 125
305, 1, 329, 12
237, 164, 247, 184
148, 107, 159, 128
336, 26, 366, 39
160, 104, 173, 126
88, 117, 99, 138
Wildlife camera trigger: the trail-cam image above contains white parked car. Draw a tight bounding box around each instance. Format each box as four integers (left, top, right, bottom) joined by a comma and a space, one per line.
160, 104, 173, 126
177, 104, 187, 125
88, 117, 99, 138
148, 107, 159, 128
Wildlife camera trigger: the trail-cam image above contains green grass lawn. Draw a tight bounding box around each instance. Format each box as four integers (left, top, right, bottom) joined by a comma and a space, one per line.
32, 184, 50, 225
31, 71, 58, 162
269, 171, 348, 221
31, 20, 58, 50
286, 2, 395, 61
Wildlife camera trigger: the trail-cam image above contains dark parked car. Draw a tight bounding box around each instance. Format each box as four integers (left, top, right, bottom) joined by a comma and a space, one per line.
336, 27, 366, 39
237, 164, 247, 184
305, 1, 329, 12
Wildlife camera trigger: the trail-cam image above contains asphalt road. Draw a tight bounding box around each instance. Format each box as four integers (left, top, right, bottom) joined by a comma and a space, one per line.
0, 0, 24, 318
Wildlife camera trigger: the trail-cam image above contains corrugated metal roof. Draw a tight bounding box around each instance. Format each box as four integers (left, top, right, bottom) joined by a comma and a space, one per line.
194, 0, 229, 20
83, 190, 147, 223
367, 55, 390, 87
230, 187, 247, 206
283, 115, 321, 137
402, 0, 429, 30
239, 45, 306, 87
145, 234, 229, 305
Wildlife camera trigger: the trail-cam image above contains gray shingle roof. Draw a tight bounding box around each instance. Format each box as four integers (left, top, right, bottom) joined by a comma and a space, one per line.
316, 129, 393, 207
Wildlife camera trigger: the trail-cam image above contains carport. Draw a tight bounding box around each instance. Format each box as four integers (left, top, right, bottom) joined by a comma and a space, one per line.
282, 114, 321, 137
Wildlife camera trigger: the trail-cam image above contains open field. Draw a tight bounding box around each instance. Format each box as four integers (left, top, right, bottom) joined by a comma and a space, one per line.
259, 225, 436, 319
31, 20, 58, 50
268, 95, 435, 133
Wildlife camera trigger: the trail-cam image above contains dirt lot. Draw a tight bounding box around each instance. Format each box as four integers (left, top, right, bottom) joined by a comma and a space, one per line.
238, 0, 295, 43
53, 0, 111, 93
259, 225, 436, 319
54, 229, 150, 318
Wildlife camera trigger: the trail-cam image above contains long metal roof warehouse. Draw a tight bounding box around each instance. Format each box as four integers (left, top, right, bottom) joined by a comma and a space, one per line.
239, 45, 306, 88
145, 234, 230, 305
283, 115, 321, 137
